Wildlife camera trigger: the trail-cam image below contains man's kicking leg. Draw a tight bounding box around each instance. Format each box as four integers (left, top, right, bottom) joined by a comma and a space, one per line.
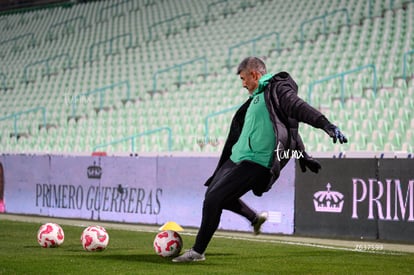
173, 160, 269, 262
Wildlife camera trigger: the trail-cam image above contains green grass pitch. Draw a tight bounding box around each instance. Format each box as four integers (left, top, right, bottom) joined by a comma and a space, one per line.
0, 219, 414, 274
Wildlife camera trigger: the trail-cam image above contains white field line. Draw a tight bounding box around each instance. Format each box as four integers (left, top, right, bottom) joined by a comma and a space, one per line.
0, 214, 409, 255
213, 234, 406, 256
174, 231, 406, 256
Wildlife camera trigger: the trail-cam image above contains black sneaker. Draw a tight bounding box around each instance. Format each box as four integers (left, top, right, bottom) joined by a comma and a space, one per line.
253, 212, 268, 235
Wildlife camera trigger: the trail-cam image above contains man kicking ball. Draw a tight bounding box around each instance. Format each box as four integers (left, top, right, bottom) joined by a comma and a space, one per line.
173, 57, 347, 262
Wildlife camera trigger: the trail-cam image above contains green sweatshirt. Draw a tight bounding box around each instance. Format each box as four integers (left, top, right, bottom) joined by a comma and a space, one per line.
230, 73, 276, 168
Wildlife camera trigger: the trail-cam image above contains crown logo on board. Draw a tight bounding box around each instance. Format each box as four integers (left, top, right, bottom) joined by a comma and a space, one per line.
313, 183, 344, 213
87, 161, 102, 179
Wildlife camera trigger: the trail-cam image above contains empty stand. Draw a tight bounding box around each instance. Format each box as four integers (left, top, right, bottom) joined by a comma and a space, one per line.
0, 0, 413, 155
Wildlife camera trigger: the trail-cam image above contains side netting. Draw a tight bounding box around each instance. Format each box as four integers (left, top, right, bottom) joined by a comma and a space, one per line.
0, 154, 295, 234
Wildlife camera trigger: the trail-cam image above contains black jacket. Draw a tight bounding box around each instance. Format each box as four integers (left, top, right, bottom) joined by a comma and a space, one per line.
205, 72, 330, 195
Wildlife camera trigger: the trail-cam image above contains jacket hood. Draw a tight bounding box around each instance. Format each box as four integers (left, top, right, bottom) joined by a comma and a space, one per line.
252, 73, 273, 97
270, 71, 298, 94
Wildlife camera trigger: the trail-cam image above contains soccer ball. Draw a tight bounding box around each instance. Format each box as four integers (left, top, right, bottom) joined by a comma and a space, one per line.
153, 230, 183, 257
37, 223, 65, 248
80, 225, 109, 251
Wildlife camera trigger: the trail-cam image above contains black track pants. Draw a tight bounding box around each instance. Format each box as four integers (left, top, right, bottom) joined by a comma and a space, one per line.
193, 159, 271, 254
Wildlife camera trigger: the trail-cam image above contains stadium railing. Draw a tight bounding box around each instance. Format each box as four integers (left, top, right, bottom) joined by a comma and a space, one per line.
22, 53, 72, 83
204, 0, 229, 23
147, 13, 193, 41
402, 49, 414, 81
47, 15, 88, 41
92, 126, 173, 153
97, 0, 132, 23
70, 80, 131, 120
226, 31, 281, 70
204, 104, 241, 144
88, 33, 133, 63
0, 73, 6, 90
151, 56, 208, 93
299, 8, 351, 48
307, 64, 377, 107
0, 32, 36, 54
0, 106, 47, 140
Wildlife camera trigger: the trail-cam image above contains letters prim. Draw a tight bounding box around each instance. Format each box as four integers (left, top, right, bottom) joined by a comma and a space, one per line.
352, 178, 414, 222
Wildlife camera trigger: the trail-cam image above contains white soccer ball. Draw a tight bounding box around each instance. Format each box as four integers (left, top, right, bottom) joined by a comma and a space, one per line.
80, 225, 109, 252
37, 223, 65, 248
153, 230, 183, 257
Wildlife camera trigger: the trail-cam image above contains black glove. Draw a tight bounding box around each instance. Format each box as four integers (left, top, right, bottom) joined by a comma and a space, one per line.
323, 124, 348, 144
299, 152, 321, 173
